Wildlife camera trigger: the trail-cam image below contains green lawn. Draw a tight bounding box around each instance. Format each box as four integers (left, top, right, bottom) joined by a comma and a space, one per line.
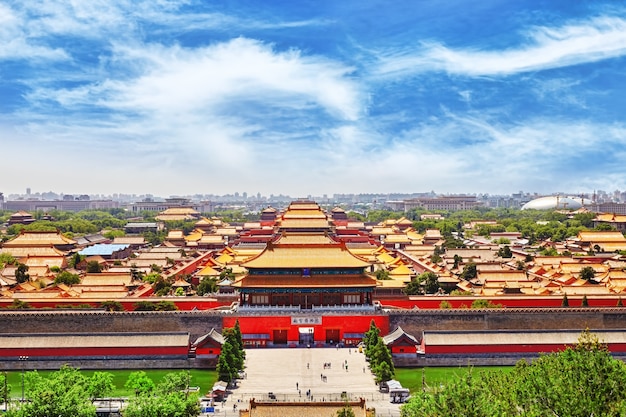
395, 366, 513, 392
2, 366, 512, 398
3, 369, 218, 398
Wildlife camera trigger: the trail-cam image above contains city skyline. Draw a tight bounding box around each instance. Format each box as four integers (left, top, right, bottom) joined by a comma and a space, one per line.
2, 1, 626, 197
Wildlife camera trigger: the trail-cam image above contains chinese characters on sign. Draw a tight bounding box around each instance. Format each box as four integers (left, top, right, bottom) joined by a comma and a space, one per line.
291, 316, 322, 325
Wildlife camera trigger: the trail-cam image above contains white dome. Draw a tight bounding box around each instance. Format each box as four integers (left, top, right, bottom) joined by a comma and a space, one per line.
521, 196, 583, 210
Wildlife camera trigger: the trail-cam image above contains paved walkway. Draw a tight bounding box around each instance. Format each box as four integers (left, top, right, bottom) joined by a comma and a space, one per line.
204, 347, 401, 416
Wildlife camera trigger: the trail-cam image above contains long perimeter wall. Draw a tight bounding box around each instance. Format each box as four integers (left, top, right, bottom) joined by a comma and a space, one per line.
387, 307, 626, 337
2, 308, 626, 369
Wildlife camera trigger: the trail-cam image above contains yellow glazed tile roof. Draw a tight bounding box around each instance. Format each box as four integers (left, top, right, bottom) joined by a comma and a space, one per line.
578, 231, 626, 242
1, 246, 66, 258
242, 244, 371, 269
278, 218, 331, 228
4, 231, 76, 246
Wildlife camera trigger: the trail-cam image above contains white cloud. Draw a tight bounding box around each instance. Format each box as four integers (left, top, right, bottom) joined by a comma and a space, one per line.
10, 36, 366, 196
69, 38, 364, 122
0, 3, 68, 60
377, 15, 626, 77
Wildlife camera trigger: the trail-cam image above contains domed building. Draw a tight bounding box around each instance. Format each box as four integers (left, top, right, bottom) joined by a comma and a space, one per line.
521, 196, 584, 210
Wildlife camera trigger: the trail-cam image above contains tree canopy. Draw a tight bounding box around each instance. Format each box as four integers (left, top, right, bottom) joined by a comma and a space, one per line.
363, 320, 395, 384
6, 366, 96, 417
401, 331, 626, 417
217, 321, 246, 384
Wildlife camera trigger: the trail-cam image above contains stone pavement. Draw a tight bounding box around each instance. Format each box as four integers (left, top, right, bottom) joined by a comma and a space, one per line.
204, 347, 401, 417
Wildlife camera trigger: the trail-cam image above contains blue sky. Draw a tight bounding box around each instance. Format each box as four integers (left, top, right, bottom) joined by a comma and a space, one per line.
2, 0, 626, 198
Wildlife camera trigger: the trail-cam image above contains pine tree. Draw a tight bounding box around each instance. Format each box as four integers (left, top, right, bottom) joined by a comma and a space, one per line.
233, 320, 246, 363
216, 342, 236, 383
581, 295, 589, 307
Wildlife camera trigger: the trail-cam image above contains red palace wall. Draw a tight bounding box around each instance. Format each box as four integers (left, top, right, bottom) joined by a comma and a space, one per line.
427, 343, 626, 355
3, 294, 622, 311
390, 345, 418, 354
223, 315, 389, 345
0, 297, 236, 311
0, 346, 188, 358
196, 347, 220, 357
378, 295, 624, 309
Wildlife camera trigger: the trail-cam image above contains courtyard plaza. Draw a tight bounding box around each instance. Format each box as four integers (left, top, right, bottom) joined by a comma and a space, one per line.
206, 347, 402, 417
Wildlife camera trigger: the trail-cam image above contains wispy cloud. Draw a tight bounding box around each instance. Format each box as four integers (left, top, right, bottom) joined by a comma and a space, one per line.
377, 15, 626, 77
0, 3, 68, 60
30, 37, 363, 121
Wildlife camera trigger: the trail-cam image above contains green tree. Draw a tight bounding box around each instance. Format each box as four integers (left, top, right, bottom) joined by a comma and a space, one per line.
133, 301, 156, 311
216, 341, 236, 384
219, 267, 235, 281
124, 371, 155, 397
541, 246, 559, 256
581, 294, 589, 307
15, 263, 30, 284
153, 276, 172, 296
54, 271, 81, 286
232, 320, 246, 366
421, 272, 440, 294
401, 331, 626, 417
561, 293, 569, 307
369, 337, 395, 384
430, 253, 442, 264
142, 272, 161, 284
580, 266, 596, 281
0, 253, 16, 269
156, 371, 191, 395
86, 261, 102, 273
220, 324, 245, 379
131, 267, 146, 282
375, 269, 391, 280
496, 245, 512, 258
196, 277, 218, 295
0, 372, 10, 407
155, 300, 178, 311
337, 403, 356, 417
471, 299, 502, 308
69, 253, 85, 269
123, 391, 200, 417
87, 371, 115, 400
363, 320, 380, 357
452, 254, 462, 269
460, 262, 477, 281
100, 300, 124, 311
7, 299, 31, 309
404, 277, 423, 295
5, 365, 96, 417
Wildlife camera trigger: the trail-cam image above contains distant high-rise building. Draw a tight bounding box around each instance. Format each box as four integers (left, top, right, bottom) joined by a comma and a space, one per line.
26, 187, 31, 195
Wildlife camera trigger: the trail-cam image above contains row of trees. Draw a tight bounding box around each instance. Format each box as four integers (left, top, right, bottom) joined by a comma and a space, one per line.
216, 320, 246, 384
363, 321, 395, 384
355, 207, 613, 247
0, 207, 259, 244
401, 331, 626, 416
2, 366, 199, 417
